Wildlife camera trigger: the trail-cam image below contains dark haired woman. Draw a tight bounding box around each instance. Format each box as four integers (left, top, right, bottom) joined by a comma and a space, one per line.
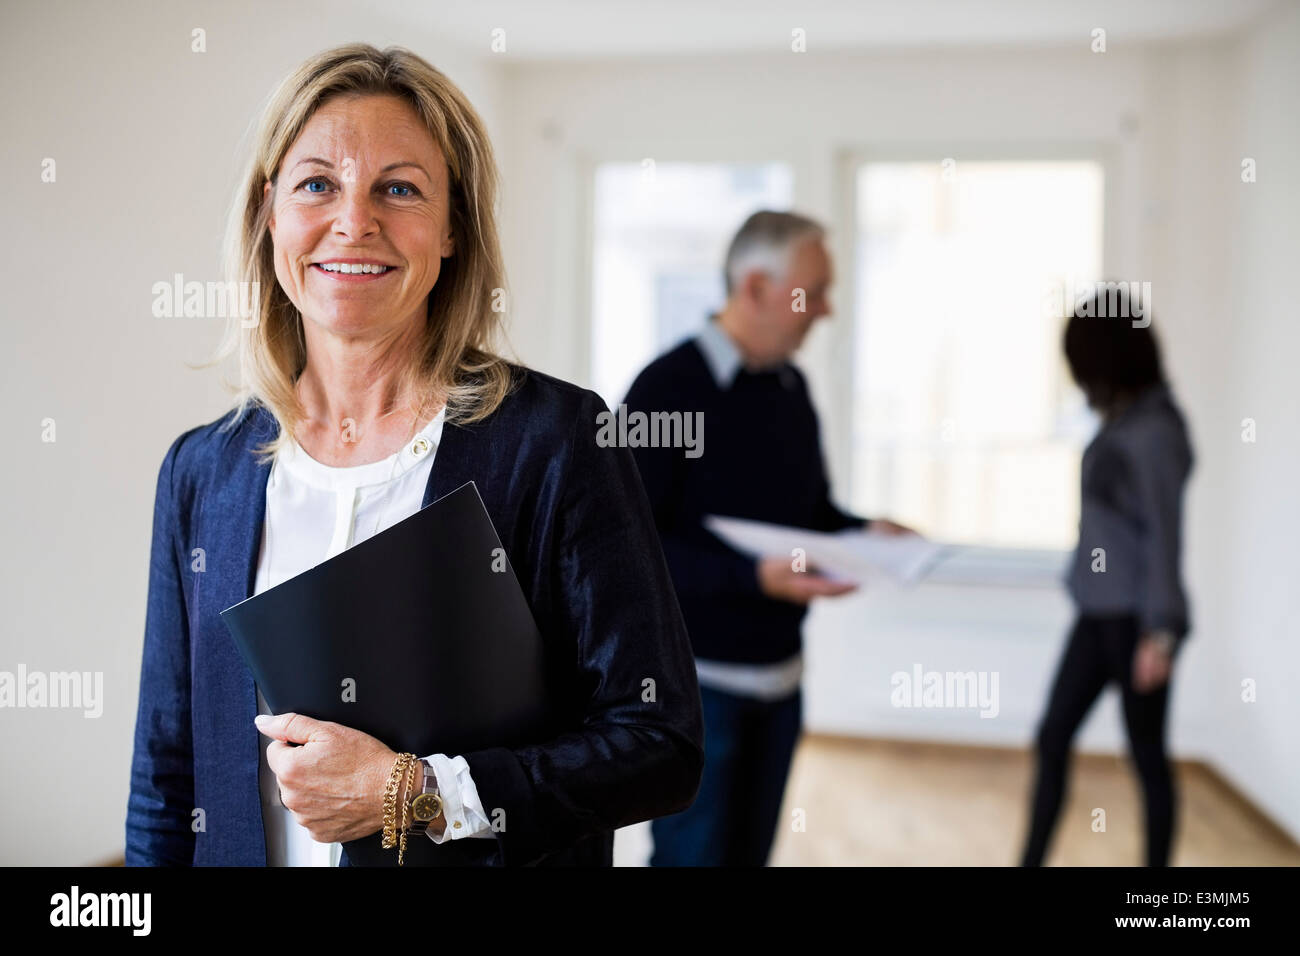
1020, 289, 1194, 867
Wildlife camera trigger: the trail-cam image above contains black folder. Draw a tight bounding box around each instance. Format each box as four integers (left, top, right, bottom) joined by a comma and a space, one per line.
220, 480, 549, 866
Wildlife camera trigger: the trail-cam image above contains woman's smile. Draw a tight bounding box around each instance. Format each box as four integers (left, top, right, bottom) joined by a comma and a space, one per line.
310, 259, 400, 283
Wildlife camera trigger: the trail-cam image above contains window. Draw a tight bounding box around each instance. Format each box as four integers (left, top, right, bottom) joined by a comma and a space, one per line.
589, 162, 793, 407
850, 159, 1105, 551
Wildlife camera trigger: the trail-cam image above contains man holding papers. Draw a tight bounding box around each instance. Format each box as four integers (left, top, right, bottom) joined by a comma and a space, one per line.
624, 211, 912, 866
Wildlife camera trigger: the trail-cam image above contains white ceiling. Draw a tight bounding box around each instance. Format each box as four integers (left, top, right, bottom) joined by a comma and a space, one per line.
361, 0, 1284, 60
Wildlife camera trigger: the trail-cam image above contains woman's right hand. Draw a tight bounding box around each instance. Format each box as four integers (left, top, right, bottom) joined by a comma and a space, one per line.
757, 556, 859, 604
1132, 634, 1174, 693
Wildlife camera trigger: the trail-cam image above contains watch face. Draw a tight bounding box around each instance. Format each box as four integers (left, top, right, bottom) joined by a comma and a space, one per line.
413, 793, 443, 821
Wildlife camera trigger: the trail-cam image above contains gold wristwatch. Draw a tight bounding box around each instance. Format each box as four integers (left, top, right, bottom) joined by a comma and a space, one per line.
407, 758, 445, 838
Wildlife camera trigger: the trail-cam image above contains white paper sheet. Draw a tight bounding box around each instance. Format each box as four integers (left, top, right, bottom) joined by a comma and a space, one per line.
704, 515, 946, 585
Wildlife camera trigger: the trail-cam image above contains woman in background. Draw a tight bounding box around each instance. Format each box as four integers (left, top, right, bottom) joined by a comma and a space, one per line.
1021, 288, 1194, 867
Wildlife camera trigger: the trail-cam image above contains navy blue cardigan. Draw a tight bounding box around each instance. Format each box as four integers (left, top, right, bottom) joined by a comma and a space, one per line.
126, 365, 705, 866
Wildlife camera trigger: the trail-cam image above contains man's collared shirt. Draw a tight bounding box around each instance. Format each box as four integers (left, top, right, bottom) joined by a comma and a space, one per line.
694, 312, 799, 392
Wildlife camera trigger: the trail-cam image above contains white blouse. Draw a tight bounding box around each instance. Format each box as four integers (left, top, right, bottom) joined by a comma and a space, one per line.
253, 405, 495, 866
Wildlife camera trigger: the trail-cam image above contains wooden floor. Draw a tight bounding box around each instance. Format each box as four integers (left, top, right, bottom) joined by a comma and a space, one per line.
102, 733, 1298, 866
768, 733, 1300, 866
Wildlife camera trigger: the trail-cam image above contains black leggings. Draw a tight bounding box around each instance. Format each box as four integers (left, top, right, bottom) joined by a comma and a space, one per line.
1021, 614, 1175, 866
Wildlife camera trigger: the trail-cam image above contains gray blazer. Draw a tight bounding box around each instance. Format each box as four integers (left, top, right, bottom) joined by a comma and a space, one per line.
1065, 383, 1194, 648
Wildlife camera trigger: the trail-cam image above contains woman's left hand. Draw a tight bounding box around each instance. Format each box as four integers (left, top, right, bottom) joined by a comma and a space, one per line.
255, 713, 399, 843
1131, 635, 1173, 693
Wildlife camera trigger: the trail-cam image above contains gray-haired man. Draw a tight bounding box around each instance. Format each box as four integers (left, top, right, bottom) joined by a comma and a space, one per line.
624, 210, 911, 865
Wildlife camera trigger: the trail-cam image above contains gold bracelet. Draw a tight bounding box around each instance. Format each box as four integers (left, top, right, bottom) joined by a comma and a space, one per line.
382, 752, 416, 853
382, 754, 402, 850
398, 756, 421, 866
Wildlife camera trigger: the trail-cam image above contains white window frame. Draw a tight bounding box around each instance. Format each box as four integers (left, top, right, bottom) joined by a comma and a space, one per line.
578, 149, 800, 406
827, 142, 1121, 588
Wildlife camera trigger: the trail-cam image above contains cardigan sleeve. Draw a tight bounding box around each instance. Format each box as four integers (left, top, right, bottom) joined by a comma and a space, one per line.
459, 389, 706, 864
1123, 427, 1192, 646
807, 434, 869, 533
793, 366, 869, 534
125, 433, 198, 865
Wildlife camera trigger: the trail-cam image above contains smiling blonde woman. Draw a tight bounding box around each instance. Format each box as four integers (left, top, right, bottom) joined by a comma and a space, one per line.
125, 43, 704, 867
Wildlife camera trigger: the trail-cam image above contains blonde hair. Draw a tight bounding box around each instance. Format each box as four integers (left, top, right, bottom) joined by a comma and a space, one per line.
204, 43, 517, 462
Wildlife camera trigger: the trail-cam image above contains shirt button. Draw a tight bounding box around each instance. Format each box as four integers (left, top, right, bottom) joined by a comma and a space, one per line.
453, 821, 462, 829
412, 437, 431, 456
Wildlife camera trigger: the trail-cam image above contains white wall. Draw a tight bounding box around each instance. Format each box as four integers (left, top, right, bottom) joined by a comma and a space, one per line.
0, 0, 503, 866
1209, 0, 1300, 841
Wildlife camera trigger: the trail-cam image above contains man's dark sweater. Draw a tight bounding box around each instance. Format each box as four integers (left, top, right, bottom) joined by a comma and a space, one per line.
623, 318, 867, 665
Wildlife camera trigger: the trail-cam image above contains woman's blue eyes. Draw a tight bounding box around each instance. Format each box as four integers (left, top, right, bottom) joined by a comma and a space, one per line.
298, 177, 419, 197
